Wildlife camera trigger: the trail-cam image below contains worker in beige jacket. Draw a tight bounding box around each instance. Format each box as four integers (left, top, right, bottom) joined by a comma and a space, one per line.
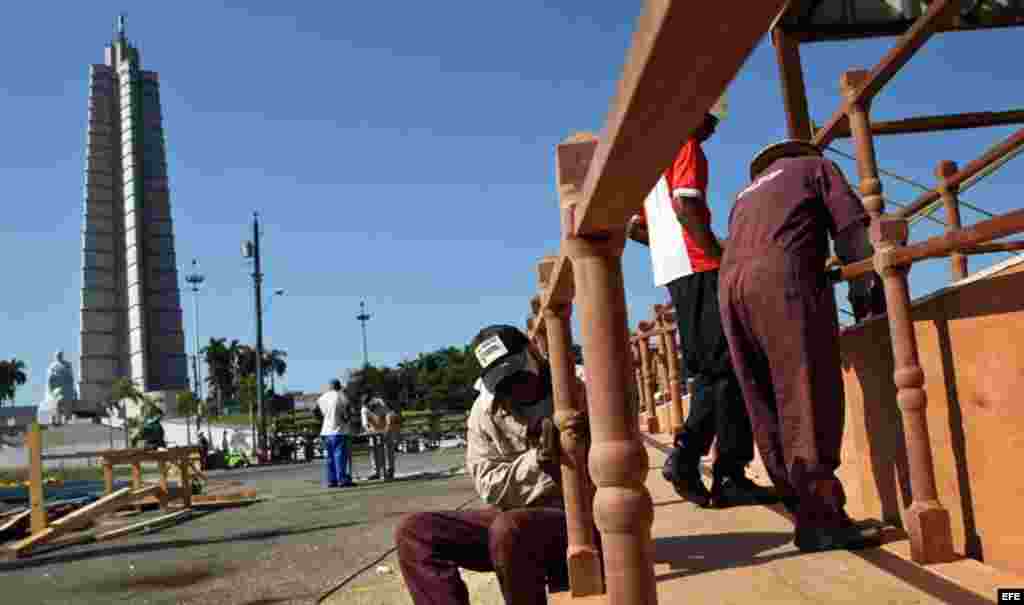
395, 324, 589, 605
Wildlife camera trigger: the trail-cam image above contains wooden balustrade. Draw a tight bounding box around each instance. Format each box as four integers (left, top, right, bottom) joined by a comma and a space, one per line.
937, 160, 968, 281
517, 0, 1024, 598
634, 325, 659, 434
539, 256, 604, 597
653, 304, 683, 435
843, 69, 956, 564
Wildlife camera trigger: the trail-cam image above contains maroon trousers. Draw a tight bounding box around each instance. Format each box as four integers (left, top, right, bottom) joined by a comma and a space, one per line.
395, 507, 569, 605
719, 250, 848, 529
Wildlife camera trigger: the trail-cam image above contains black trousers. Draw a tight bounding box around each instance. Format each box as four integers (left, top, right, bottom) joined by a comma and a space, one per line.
666, 269, 754, 477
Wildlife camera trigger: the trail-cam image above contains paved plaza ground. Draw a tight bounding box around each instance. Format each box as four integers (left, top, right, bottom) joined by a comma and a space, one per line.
3, 439, 1020, 605
0, 447, 475, 605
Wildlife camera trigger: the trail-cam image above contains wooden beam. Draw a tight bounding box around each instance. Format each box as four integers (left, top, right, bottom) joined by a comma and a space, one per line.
827, 109, 1024, 139
95, 509, 192, 542
838, 208, 1024, 282
573, 0, 790, 236
6, 485, 160, 557
0, 510, 30, 536
787, 14, 1024, 44
896, 127, 1024, 218
100, 446, 199, 465
772, 26, 813, 140
26, 423, 45, 535
812, 0, 959, 148
962, 240, 1024, 255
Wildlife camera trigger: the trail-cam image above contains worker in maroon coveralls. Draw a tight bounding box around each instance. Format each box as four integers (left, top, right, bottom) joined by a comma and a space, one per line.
718, 140, 886, 552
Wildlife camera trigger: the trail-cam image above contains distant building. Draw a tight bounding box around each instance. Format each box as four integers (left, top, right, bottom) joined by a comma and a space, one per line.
289, 392, 320, 411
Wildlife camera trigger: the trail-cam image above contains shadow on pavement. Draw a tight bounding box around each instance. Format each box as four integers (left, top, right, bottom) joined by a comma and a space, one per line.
653, 531, 798, 581
290, 469, 469, 497
0, 518, 364, 572
852, 547, 995, 605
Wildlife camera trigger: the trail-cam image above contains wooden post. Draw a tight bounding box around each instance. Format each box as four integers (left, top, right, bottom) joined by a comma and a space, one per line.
566, 233, 657, 605
937, 160, 968, 281
543, 295, 604, 596
131, 461, 143, 512
557, 130, 654, 604
631, 340, 649, 431
103, 462, 114, 496
180, 460, 192, 508
131, 462, 142, 490
157, 461, 169, 511
652, 341, 669, 430
27, 423, 46, 535
843, 69, 955, 565
635, 325, 659, 434
772, 27, 813, 141
654, 305, 683, 436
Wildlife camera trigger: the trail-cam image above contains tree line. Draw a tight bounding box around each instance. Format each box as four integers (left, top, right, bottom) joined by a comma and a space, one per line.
344, 345, 483, 412
201, 337, 288, 414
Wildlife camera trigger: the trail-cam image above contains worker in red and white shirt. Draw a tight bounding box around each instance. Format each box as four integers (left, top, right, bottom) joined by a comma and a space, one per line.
627, 112, 775, 510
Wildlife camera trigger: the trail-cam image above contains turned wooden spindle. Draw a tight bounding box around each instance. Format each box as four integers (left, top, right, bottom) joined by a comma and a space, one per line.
565, 233, 657, 605
636, 322, 660, 434
843, 69, 954, 564
631, 340, 649, 430
654, 304, 683, 435
653, 342, 669, 423
937, 160, 968, 281
557, 132, 655, 603
544, 300, 604, 596
535, 322, 550, 359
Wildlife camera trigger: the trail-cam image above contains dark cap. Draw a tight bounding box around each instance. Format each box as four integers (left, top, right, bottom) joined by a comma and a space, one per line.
749, 139, 821, 180
469, 325, 532, 394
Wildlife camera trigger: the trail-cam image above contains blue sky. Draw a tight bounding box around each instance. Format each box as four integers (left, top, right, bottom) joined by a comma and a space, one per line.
1, 3, 1021, 405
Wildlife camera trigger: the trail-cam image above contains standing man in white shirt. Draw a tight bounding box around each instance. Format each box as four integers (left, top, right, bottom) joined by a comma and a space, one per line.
318, 379, 355, 488
627, 111, 777, 509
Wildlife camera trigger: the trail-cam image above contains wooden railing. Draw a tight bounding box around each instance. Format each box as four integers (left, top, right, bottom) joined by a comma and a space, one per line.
519, 1, 1023, 602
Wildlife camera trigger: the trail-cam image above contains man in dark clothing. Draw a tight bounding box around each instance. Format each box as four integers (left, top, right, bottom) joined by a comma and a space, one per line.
197, 432, 211, 471
718, 140, 886, 552
628, 113, 777, 509
395, 325, 589, 605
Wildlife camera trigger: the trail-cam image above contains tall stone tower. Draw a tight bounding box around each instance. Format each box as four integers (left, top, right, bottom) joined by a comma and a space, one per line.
79, 16, 188, 417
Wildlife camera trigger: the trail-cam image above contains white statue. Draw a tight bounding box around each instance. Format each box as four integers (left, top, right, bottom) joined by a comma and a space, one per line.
38, 350, 77, 425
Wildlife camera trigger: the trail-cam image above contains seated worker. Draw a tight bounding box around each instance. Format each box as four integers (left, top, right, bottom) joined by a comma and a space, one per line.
396, 325, 589, 605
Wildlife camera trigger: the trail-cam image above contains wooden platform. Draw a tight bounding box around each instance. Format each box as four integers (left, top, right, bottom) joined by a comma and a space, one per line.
549, 435, 1022, 605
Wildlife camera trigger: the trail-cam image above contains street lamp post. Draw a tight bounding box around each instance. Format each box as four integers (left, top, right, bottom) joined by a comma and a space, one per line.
357, 301, 371, 368
185, 260, 205, 446
243, 212, 267, 461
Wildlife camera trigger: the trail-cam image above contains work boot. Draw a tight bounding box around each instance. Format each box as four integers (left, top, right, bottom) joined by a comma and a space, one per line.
709, 473, 781, 509
794, 522, 882, 553
662, 438, 711, 507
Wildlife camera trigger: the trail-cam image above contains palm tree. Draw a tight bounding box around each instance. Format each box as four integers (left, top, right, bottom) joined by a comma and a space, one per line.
202, 338, 239, 417
176, 391, 200, 445
0, 358, 28, 407
265, 349, 288, 393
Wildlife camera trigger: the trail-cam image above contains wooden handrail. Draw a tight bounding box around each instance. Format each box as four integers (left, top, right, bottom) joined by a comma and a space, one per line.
895, 127, 1024, 219
828, 109, 1024, 139
835, 209, 1024, 282
812, 0, 958, 148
